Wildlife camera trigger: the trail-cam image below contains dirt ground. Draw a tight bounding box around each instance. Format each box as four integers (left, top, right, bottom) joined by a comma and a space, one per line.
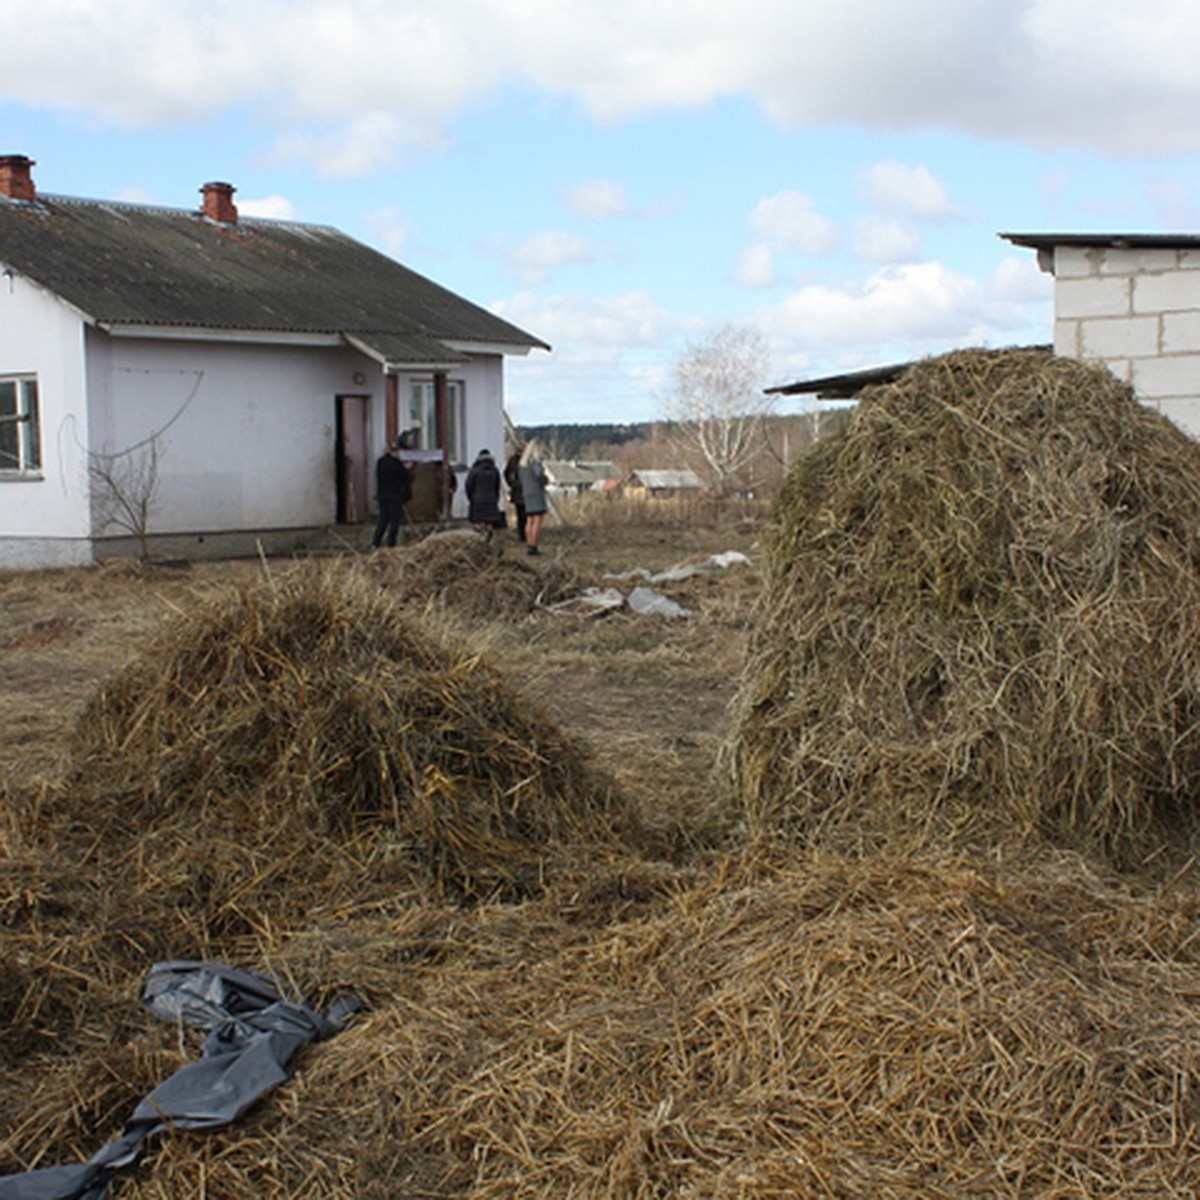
0, 516, 761, 841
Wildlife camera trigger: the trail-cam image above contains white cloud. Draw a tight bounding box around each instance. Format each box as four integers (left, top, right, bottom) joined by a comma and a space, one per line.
757, 259, 1048, 356
363, 207, 412, 259
493, 288, 677, 348
748, 190, 839, 254
851, 217, 922, 264
111, 185, 155, 204
565, 179, 630, 219
496, 288, 686, 424
736, 243, 777, 289
988, 255, 1053, 305
8, 1, 1200, 165
237, 193, 295, 220
491, 231, 600, 285
270, 112, 450, 178
858, 162, 957, 220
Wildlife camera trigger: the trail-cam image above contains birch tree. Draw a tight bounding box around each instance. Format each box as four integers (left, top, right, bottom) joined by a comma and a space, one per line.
664, 324, 774, 496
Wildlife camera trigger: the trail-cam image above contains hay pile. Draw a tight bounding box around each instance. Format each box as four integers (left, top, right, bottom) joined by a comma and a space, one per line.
108, 851, 1200, 1198
363, 532, 587, 620
727, 348, 1200, 863
58, 562, 633, 941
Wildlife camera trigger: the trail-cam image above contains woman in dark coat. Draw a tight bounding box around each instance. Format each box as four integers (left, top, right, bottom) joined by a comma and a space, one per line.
464, 449, 502, 533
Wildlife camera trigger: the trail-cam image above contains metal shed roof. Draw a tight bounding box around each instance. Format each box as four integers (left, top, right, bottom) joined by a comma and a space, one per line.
765, 345, 1052, 401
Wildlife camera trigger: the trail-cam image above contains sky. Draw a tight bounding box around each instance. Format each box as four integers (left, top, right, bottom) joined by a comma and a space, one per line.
5, 1, 1200, 426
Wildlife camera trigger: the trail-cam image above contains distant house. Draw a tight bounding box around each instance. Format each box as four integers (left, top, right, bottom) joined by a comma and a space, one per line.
1002, 232, 1200, 438
0, 155, 548, 568
543, 459, 620, 496
623, 468, 705, 499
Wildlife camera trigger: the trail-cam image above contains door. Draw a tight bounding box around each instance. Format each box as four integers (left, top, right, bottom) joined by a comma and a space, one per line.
336, 395, 370, 524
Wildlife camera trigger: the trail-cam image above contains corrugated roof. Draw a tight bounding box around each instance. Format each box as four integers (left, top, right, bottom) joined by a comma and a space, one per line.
0, 193, 548, 363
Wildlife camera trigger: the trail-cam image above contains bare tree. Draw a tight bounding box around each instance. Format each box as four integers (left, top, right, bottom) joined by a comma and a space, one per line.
89, 436, 162, 560
663, 324, 775, 496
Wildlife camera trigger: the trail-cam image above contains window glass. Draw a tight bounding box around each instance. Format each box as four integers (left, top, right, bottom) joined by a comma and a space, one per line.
0, 381, 16, 469
0, 377, 38, 474
405, 379, 465, 463
24, 380, 39, 470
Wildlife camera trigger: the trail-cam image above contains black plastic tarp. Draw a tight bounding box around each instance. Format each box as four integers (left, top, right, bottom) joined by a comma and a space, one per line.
0, 961, 351, 1200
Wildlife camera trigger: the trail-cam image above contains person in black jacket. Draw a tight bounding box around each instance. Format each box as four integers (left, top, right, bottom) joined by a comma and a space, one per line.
504, 446, 527, 542
371, 439, 414, 548
465, 448, 503, 535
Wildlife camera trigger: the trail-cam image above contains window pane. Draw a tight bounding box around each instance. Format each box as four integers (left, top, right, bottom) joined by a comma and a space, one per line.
0, 381, 18, 468
0, 378, 40, 472
24, 379, 40, 469
407, 383, 422, 442
448, 383, 465, 463
408, 381, 433, 448
0, 428, 16, 468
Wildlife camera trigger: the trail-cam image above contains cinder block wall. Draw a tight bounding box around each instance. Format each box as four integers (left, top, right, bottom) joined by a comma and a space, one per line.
1053, 246, 1200, 437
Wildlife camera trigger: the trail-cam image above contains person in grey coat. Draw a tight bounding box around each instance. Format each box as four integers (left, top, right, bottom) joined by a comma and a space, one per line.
464, 448, 502, 534
517, 440, 549, 556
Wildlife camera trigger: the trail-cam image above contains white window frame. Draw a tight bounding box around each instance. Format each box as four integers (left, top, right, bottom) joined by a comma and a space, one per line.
406, 378, 466, 466
0, 374, 40, 476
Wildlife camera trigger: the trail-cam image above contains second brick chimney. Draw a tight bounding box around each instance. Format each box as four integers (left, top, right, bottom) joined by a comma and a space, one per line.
0, 155, 36, 202
200, 181, 238, 224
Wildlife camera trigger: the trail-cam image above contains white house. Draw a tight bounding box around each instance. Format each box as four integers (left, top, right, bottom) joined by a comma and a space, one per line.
1003, 232, 1200, 438
0, 155, 549, 568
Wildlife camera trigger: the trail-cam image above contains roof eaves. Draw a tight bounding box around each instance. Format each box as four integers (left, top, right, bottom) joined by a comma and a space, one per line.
443, 336, 552, 356
1001, 231, 1200, 251
98, 322, 345, 347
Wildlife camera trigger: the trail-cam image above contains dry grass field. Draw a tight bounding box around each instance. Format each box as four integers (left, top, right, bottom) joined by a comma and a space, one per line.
9, 353, 1200, 1199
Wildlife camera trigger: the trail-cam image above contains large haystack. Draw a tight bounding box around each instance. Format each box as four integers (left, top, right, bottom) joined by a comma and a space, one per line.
104, 852, 1200, 1198
727, 348, 1200, 863
59, 563, 632, 940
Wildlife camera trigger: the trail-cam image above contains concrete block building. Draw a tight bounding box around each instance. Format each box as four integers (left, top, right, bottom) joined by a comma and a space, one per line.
1003, 233, 1200, 438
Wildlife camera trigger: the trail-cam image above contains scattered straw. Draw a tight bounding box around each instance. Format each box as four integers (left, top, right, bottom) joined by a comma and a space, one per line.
108, 849, 1200, 1198
361, 532, 588, 621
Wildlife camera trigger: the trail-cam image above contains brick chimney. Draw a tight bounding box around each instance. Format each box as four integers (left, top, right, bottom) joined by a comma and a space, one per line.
0, 155, 36, 201
200, 180, 238, 224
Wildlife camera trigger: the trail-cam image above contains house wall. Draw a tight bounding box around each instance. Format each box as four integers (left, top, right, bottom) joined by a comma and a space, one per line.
1052, 245, 1200, 437
2, 298, 513, 566
458, 357, 506, 467
90, 335, 372, 548
95, 340, 509, 552
0, 275, 93, 568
